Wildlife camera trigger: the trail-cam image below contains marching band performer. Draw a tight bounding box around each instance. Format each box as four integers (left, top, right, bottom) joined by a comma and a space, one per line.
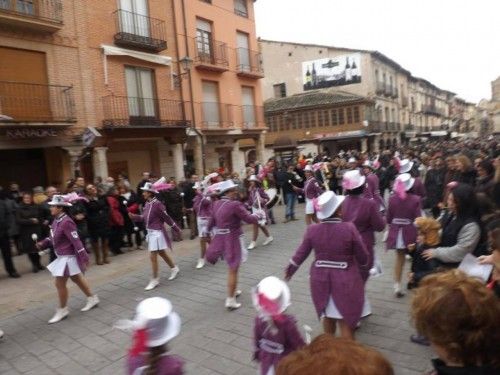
130, 178, 181, 291
205, 180, 264, 310
37, 195, 99, 324
285, 191, 369, 339
362, 159, 386, 211
247, 175, 273, 250
386, 173, 421, 297
398, 159, 426, 201
342, 170, 386, 317
252, 276, 305, 375
295, 165, 323, 225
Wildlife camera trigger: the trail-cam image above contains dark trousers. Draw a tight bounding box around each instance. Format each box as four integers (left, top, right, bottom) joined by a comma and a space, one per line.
27, 252, 41, 269
0, 234, 17, 275
126, 230, 142, 248
109, 226, 124, 254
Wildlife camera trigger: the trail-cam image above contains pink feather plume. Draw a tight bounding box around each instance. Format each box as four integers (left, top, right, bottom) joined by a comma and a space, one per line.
312, 197, 321, 212
312, 162, 323, 172
394, 178, 407, 200
64, 192, 88, 203
393, 157, 401, 173
154, 183, 174, 192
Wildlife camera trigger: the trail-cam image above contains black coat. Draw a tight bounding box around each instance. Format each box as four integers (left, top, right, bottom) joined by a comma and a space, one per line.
0, 199, 11, 238
16, 203, 42, 254
85, 197, 110, 236
424, 168, 446, 209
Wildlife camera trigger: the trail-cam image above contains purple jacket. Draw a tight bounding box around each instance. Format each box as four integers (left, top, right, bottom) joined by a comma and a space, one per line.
254, 314, 305, 375
127, 353, 184, 375
411, 177, 426, 201
205, 197, 260, 270
247, 187, 269, 208
299, 177, 322, 199
193, 193, 212, 218
288, 219, 369, 329
39, 214, 88, 263
386, 193, 421, 250
363, 173, 385, 209
131, 198, 177, 250
342, 195, 386, 277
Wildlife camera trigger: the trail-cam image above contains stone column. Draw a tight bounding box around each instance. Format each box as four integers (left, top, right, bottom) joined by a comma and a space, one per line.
361, 138, 368, 153
231, 141, 244, 176
372, 135, 380, 153
92, 147, 109, 180
193, 136, 204, 175
256, 132, 266, 163
172, 143, 185, 181
63, 146, 84, 178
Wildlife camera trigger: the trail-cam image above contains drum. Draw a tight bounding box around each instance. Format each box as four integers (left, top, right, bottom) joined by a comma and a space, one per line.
265, 188, 280, 209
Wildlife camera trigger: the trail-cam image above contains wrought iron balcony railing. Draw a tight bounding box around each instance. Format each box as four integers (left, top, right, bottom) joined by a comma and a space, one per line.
102, 96, 186, 127
0, 81, 75, 123
421, 104, 445, 117
241, 105, 265, 129
193, 37, 229, 72
113, 9, 167, 52
375, 81, 385, 96
0, 0, 63, 32
236, 48, 264, 78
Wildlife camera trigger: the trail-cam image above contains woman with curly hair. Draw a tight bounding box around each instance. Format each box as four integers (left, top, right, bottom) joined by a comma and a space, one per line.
411, 270, 500, 374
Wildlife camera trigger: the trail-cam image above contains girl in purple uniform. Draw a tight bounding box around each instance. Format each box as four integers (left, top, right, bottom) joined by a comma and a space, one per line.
247, 175, 274, 250
253, 276, 305, 375
37, 195, 99, 324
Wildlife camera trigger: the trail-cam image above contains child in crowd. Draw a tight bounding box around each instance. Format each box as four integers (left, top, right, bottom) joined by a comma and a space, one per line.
253, 276, 305, 375
407, 216, 441, 289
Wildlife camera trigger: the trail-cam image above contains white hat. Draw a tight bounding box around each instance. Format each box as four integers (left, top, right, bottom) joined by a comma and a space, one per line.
348, 157, 357, 164
217, 180, 239, 194
248, 175, 261, 183
133, 297, 181, 347
399, 159, 414, 174
362, 160, 374, 169
141, 181, 157, 194
48, 195, 72, 207
342, 170, 366, 190
316, 191, 345, 220
252, 276, 291, 316
395, 173, 415, 191
304, 165, 313, 172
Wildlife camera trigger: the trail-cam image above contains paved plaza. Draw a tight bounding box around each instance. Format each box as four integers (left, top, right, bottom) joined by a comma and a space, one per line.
0, 205, 433, 375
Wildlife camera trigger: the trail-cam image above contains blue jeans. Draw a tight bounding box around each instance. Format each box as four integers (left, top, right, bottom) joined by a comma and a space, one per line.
285, 193, 296, 219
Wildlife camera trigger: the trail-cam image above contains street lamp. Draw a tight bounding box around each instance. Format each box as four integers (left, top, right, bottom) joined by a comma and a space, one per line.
179, 56, 193, 76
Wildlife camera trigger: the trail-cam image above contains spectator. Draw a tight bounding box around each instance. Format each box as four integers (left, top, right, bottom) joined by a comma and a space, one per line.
16, 192, 44, 273
475, 159, 495, 197
136, 172, 151, 197
7, 182, 21, 202
74, 176, 85, 194
424, 158, 446, 218
0, 189, 20, 278
455, 154, 476, 186
277, 334, 394, 375
491, 156, 500, 207
118, 184, 142, 250
160, 180, 183, 241
181, 174, 198, 240
479, 221, 500, 297
106, 185, 125, 255
32, 186, 47, 205
411, 270, 500, 374
84, 184, 110, 264
281, 165, 300, 223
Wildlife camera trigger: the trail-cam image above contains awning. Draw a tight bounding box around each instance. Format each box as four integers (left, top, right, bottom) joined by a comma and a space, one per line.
430, 131, 447, 137
101, 45, 173, 85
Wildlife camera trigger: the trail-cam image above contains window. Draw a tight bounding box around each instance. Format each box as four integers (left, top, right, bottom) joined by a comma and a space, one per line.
346, 107, 353, 124
331, 109, 338, 125
296, 112, 302, 129
338, 108, 345, 124
120, 0, 150, 37
291, 113, 298, 129
202, 81, 220, 127
241, 86, 255, 127
375, 69, 379, 82
234, 0, 248, 17
196, 18, 213, 60
278, 115, 284, 131
304, 111, 311, 128
318, 110, 325, 127
267, 116, 275, 132
310, 111, 317, 127
125, 66, 156, 118
236, 31, 250, 71
273, 83, 287, 98
353, 106, 360, 123
200, 0, 211, 3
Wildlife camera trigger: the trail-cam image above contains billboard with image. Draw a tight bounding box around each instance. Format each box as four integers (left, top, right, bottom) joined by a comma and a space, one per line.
302, 53, 362, 91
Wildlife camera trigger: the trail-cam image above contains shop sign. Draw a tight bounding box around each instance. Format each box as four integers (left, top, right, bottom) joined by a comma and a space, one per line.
6, 128, 59, 139
314, 130, 366, 140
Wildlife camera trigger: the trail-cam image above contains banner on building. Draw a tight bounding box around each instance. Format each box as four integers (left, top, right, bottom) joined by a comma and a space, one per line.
302, 53, 362, 91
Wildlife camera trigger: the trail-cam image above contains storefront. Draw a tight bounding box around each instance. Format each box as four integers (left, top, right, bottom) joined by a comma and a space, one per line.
316, 130, 369, 155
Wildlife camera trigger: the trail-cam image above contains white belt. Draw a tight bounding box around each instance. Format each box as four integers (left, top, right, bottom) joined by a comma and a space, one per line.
214, 228, 230, 235
259, 339, 284, 354
392, 218, 411, 225
315, 260, 348, 269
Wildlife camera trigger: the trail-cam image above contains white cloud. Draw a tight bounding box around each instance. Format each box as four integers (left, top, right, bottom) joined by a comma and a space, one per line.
255, 0, 500, 102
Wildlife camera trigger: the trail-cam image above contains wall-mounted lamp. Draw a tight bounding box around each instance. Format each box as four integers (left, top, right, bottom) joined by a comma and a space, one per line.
173, 56, 193, 88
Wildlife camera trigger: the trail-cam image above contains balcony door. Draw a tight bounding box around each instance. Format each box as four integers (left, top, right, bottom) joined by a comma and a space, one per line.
236, 31, 250, 71
241, 86, 255, 127
202, 81, 220, 127
0, 0, 36, 15
196, 19, 213, 63
119, 0, 150, 37
125, 66, 156, 125
0, 47, 51, 122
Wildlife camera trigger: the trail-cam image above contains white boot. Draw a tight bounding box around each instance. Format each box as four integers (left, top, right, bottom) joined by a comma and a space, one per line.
0, 329, 4, 339
235, 290, 242, 297
263, 236, 274, 246
196, 258, 205, 269
225, 297, 241, 310
145, 278, 160, 291
48, 307, 69, 324
168, 266, 180, 281
394, 283, 405, 298
81, 295, 99, 312
247, 241, 256, 250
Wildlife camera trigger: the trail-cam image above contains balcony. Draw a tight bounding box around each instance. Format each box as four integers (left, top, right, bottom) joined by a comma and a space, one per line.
102, 96, 186, 128
0, 81, 75, 124
405, 124, 415, 131
0, 0, 63, 32
421, 104, 444, 117
236, 48, 264, 79
368, 121, 382, 133
375, 81, 385, 96
113, 9, 167, 53
193, 37, 229, 72
241, 105, 265, 129
198, 102, 235, 129
401, 95, 409, 107
391, 87, 399, 99
388, 122, 397, 131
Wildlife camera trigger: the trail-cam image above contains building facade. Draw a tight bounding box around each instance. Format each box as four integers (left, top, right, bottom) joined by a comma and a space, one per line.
260, 39, 466, 152
173, 0, 266, 175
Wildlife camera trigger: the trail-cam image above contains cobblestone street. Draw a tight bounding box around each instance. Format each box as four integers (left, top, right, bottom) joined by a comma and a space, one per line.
0, 205, 433, 375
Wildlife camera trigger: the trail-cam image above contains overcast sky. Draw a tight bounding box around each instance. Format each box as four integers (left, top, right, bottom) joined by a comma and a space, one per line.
254, 0, 500, 103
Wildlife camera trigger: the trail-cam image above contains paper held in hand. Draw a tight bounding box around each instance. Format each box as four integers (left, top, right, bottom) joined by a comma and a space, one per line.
458, 253, 493, 283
